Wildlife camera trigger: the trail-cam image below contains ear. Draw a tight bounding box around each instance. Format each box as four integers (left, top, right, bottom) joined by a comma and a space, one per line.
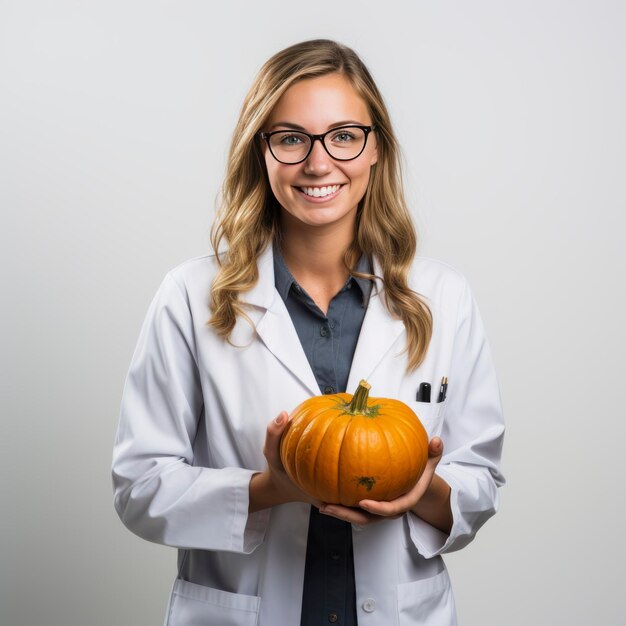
369, 133, 378, 166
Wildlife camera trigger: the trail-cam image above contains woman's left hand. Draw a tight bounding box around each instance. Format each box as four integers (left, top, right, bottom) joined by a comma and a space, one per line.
319, 437, 452, 534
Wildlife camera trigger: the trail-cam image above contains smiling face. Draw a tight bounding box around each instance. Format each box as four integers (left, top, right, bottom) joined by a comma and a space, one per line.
262, 73, 378, 235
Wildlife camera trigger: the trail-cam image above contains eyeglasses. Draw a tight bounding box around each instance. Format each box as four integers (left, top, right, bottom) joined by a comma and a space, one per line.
259, 125, 376, 165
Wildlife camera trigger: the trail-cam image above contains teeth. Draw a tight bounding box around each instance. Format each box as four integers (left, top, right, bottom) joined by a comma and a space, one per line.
300, 185, 340, 197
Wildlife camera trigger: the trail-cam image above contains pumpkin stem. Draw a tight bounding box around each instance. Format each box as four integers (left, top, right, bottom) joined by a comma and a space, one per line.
348, 380, 371, 414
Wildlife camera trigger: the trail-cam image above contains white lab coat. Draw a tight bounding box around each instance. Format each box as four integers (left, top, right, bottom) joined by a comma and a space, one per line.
112, 244, 505, 626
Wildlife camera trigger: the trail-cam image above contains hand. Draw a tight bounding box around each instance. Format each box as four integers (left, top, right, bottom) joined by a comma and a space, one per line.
319, 437, 451, 533
249, 412, 322, 513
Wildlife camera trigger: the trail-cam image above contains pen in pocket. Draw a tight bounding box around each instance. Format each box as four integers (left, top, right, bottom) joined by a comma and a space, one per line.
416, 377, 448, 402
437, 376, 448, 403
416, 382, 431, 402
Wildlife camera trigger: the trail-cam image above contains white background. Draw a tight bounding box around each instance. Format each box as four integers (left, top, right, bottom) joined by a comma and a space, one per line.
2, 1, 624, 624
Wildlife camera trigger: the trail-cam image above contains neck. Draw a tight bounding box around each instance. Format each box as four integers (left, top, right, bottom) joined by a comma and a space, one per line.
276, 210, 363, 315
277, 215, 355, 284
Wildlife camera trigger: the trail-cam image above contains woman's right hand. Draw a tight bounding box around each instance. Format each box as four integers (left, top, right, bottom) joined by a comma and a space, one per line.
248, 412, 321, 513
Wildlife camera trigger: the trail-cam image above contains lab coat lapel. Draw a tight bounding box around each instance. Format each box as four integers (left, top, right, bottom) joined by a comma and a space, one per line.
243, 245, 320, 397
346, 258, 405, 393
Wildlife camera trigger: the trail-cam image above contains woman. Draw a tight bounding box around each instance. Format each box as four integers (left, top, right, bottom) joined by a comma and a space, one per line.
112, 39, 505, 626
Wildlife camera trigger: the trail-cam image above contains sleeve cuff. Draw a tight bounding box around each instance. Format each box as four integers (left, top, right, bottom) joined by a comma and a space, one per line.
405, 467, 467, 559
228, 468, 271, 554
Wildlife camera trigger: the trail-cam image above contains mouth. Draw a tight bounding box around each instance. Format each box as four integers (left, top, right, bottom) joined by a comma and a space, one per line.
296, 184, 344, 202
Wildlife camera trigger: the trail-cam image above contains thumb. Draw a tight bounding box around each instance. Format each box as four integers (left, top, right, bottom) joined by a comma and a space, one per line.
272, 411, 289, 430
428, 437, 444, 458
263, 411, 288, 464
267, 411, 290, 442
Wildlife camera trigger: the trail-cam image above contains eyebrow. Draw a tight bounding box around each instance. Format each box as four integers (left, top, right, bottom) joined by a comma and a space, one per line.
269, 120, 367, 131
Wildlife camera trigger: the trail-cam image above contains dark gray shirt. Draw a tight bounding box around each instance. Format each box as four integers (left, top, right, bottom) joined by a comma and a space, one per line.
273, 245, 373, 626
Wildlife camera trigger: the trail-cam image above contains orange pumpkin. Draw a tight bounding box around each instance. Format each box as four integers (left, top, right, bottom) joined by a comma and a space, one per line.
280, 380, 429, 506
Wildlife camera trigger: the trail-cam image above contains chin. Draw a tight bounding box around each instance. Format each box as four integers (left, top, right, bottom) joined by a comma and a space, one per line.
304, 213, 356, 230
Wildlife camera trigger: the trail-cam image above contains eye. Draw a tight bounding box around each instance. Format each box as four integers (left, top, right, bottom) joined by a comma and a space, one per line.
330, 130, 356, 143
276, 133, 305, 146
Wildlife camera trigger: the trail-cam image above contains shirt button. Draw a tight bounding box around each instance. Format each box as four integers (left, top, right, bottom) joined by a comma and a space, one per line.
329, 321, 335, 329
320, 326, 328, 336
324, 386, 335, 395
362, 598, 376, 613
328, 612, 338, 623
330, 550, 340, 560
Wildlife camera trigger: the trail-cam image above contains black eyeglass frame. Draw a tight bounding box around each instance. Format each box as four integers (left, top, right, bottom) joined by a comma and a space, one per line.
259, 125, 377, 165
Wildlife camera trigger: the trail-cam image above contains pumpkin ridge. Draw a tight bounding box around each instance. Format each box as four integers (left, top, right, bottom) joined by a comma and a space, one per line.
383, 419, 414, 496
294, 408, 334, 493
282, 407, 303, 481
336, 414, 351, 504
388, 409, 423, 435
288, 406, 314, 485
396, 416, 428, 483
281, 405, 311, 479
353, 417, 386, 500
379, 417, 394, 496
341, 414, 379, 504
317, 411, 350, 503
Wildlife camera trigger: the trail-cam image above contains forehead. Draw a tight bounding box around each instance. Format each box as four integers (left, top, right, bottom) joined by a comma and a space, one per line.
266, 73, 371, 132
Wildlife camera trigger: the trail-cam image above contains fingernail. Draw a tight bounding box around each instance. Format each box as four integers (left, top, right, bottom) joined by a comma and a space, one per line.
274, 413, 285, 425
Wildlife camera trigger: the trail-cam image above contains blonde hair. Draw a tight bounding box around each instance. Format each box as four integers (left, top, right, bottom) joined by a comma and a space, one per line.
209, 39, 432, 371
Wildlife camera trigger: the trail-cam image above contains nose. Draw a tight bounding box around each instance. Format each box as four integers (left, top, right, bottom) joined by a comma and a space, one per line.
302, 137, 333, 176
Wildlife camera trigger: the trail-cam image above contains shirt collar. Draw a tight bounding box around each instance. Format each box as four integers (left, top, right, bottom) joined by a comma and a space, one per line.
272, 243, 296, 301
273, 242, 373, 307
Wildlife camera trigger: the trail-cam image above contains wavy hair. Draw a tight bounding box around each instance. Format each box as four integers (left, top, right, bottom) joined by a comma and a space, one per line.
209, 39, 432, 371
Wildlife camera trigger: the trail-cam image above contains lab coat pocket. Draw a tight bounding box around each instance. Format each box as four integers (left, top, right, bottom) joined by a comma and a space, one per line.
165, 578, 260, 626
409, 400, 446, 439
397, 568, 457, 625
